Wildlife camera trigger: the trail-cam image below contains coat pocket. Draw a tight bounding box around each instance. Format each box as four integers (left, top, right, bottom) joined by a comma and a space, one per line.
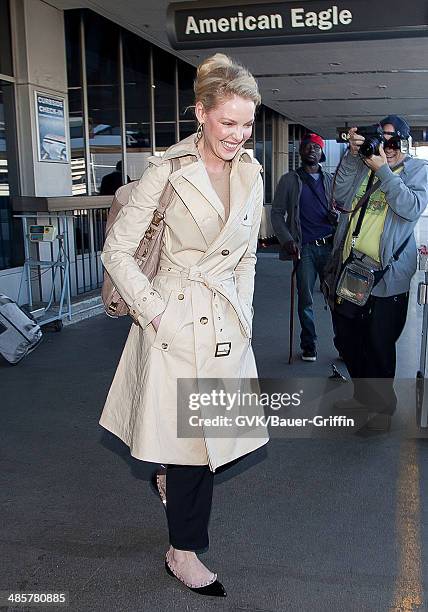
151, 289, 185, 352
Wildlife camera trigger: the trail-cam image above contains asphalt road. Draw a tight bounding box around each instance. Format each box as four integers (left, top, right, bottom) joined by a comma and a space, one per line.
1, 255, 428, 612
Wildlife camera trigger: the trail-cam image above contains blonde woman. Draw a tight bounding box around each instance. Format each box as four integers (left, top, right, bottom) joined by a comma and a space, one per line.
100, 54, 268, 596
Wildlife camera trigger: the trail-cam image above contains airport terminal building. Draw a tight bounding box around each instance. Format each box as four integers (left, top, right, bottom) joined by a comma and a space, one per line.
1, 0, 426, 318
0, 0, 306, 312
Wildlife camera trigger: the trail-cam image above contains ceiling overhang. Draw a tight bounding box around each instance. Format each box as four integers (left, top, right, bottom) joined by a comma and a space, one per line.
45, 0, 428, 138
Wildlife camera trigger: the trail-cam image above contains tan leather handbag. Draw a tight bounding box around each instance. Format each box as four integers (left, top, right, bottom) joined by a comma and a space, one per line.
101, 158, 180, 319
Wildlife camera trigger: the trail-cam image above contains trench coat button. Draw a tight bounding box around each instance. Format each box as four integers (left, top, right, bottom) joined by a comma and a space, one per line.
200, 317, 208, 325
178, 293, 184, 300
221, 249, 229, 256
161, 343, 168, 349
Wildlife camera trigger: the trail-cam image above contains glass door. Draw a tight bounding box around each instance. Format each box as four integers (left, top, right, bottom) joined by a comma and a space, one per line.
0, 80, 22, 270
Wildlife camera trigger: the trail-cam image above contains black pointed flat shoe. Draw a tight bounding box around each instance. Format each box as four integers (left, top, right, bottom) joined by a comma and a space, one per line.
164, 559, 227, 597
150, 467, 167, 507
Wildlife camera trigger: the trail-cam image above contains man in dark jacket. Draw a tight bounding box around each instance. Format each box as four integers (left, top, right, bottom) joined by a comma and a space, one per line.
271, 133, 336, 361
99, 161, 130, 195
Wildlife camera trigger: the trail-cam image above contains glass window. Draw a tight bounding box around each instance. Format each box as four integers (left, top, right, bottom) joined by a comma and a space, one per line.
123, 30, 151, 180
254, 108, 264, 166
178, 121, 195, 142
84, 11, 121, 194
0, 87, 9, 200
153, 47, 175, 122
264, 109, 273, 203
289, 124, 304, 171
153, 47, 176, 151
0, 0, 13, 77
155, 122, 176, 150
0, 81, 22, 270
65, 10, 87, 195
178, 60, 196, 140
178, 61, 194, 115
288, 125, 296, 171
243, 105, 258, 158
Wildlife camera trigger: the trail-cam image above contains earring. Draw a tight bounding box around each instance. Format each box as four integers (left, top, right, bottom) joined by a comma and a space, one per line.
195, 122, 204, 142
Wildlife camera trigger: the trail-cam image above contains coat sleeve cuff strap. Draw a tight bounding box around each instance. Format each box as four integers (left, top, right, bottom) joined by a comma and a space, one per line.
129, 292, 166, 328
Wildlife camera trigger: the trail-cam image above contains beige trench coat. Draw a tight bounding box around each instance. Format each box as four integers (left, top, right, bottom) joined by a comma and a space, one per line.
100, 134, 269, 471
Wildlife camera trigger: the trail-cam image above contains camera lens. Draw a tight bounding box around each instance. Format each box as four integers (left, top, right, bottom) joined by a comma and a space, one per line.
360, 137, 380, 157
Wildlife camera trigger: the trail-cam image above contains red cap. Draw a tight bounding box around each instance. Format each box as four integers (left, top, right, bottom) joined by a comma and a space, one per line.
301, 133, 325, 149
300, 133, 326, 161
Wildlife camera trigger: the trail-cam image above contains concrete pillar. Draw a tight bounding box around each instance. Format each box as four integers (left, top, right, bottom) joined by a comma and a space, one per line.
259, 114, 288, 240
273, 114, 289, 186
10, 0, 72, 197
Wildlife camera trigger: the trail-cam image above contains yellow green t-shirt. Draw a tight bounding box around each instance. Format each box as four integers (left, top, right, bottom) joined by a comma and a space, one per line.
343, 168, 403, 263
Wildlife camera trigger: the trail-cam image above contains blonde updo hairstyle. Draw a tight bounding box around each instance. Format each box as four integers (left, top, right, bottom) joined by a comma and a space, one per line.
194, 53, 261, 112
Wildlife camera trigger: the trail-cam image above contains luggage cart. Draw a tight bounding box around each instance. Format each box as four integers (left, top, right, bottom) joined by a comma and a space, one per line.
15, 213, 72, 331
416, 246, 428, 428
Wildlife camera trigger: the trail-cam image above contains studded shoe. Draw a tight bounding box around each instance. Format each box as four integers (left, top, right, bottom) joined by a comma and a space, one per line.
164, 553, 226, 597
150, 466, 167, 507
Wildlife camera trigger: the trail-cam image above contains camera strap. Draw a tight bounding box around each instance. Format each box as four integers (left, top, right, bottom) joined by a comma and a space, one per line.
345, 165, 410, 283
296, 167, 330, 213
351, 171, 376, 244
350, 161, 405, 245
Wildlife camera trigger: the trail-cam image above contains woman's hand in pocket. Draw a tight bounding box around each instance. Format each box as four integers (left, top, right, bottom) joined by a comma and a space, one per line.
151, 313, 163, 332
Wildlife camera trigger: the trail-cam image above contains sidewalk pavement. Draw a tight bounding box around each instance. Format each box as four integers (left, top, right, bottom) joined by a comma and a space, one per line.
2, 254, 428, 612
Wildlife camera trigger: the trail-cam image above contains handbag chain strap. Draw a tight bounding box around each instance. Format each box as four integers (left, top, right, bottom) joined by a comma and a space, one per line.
135, 157, 184, 262
154, 158, 181, 219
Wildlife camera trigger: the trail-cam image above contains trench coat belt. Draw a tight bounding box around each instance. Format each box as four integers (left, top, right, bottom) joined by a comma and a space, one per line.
157, 264, 233, 288
156, 264, 251, 340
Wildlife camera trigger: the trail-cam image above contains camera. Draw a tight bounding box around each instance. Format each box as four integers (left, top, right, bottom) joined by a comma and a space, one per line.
356, 125, 385, 157
355, 124, 410, 158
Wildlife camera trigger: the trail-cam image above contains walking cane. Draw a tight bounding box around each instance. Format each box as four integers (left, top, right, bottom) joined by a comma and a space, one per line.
288, 253, 300, 364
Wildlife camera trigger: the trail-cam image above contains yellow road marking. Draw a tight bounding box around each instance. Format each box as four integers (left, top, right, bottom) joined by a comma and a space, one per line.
390, 439, 423, 611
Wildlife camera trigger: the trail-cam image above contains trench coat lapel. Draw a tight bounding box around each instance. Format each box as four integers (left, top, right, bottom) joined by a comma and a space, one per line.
199, 156, 262, 261
180, 160, 226, 222
164, 135, 261, 251
168, 160, 227, 246
228, 157, 262, 225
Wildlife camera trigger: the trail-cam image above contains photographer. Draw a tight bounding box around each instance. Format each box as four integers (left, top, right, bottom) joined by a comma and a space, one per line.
328, 115, 428, 429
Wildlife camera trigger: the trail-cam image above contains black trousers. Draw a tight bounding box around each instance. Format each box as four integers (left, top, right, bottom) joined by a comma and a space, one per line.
333, 292, 409, 414
166, 464, 214, 552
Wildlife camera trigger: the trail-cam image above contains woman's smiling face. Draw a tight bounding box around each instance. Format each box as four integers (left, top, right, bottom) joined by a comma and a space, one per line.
195, 95, 256, 163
